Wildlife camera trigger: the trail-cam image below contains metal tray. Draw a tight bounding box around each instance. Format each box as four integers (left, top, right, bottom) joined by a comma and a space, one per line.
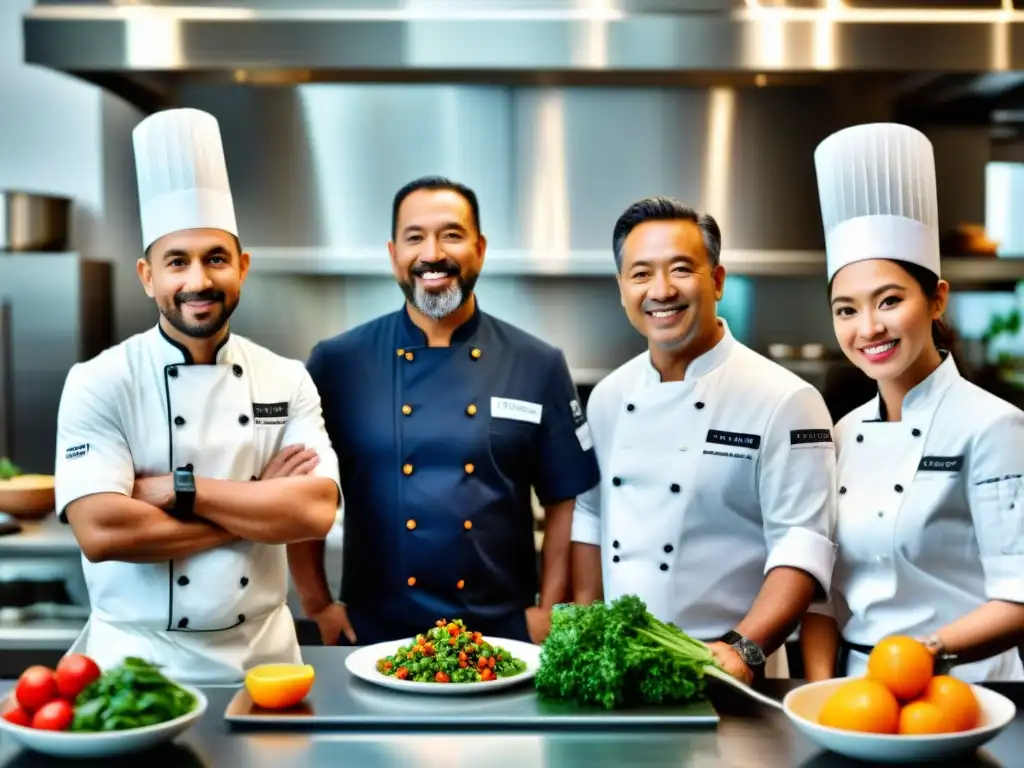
225, 676, 719, 731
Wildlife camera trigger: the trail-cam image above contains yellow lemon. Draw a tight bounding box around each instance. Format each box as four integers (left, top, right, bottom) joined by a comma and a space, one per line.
244, 664, 315, 710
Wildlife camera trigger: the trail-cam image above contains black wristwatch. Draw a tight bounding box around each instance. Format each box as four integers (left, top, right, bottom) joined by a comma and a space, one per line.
720, 630, 766, 670
172, 466, 196, 519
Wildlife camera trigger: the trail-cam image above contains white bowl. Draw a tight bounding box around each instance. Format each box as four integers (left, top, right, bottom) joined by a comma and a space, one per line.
0, 685, 207, 758
783, 678, 1016, 764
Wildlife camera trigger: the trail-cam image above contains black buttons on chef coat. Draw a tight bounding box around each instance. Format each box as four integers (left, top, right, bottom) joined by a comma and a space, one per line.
177, 618, 189, 629
912, 428, 921, 437
612, 540, 620, 548
174, 416, 186, 427
612, 555, 620, 563
659, 563, 669, 571
664, 544, 674, 553
839, 486, 847, 494
894, 484, 904, 493
612, 477, 622, 486
856, 434, 864, 443
694, 402, 705, 410
177, 576, 189, 586
238, 614, 246, 624
239, 414, 250, 425
240, 577, 249, 588
670, 483, 680, 493
626, 403, 635, 412
168, 367, 178, 378
233, 364, 243, 377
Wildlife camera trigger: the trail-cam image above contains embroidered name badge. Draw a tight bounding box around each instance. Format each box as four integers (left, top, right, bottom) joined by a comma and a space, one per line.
65, 444, 89, 460
491, 397, 543, 425
918, 455, 964, 472
706, 430, 761, 450
570, 398, 586, 428
252, 402, 289, 426
791, 429, 833, 446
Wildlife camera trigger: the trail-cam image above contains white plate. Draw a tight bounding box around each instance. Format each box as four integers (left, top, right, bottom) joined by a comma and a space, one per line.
0, 685, 207, 758
345, 637, 541, 695
783, 678, 1016, 764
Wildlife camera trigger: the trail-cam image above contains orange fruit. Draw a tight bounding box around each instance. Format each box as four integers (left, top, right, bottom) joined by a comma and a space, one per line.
899, 700, 955, 734
244, 664, 315, 709
921, 675, 981, 732
866, 636, 934, 701
818, 678, 901, 734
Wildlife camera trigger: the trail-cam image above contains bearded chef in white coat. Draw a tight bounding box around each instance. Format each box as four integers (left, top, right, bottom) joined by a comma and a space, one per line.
571, 197, 838, 684
53, 108, 342, 685
800, 123, 1024, 682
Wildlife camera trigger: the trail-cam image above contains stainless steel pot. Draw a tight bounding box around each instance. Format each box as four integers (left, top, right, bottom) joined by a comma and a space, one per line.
0, 191, 70, 252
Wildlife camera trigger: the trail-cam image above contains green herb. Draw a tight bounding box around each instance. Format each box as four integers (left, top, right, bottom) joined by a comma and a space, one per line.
376, 618, 528, 683
71, 657, 195, 732
0, 457, 20, 481
535, 594, 725, 710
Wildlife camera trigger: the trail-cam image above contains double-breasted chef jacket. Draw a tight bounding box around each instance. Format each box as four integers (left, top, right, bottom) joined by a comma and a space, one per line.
53, 325, 343, 685
809, 353, 1024, 681
571, 319, 838, 641
307, 304, 601, 645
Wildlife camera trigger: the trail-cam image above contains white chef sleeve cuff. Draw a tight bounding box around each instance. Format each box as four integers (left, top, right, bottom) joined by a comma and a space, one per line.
982, 554, 1024, 604
764, 526, 836, 595
571, 506, 601, 546
805, 597, 836, 619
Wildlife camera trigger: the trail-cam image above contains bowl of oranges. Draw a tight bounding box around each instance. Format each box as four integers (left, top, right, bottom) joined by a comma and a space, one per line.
784, 636, 1016, 763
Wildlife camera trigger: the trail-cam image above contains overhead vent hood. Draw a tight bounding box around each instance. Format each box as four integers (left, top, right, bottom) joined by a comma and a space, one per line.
22, 0, 1024, 113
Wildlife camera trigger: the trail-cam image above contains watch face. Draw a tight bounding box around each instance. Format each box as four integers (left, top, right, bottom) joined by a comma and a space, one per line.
736, 640, 765, 666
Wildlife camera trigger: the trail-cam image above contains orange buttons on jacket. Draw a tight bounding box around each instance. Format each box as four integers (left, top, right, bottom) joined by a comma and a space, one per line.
406, 519, 416, 530
407, 577, 416, 587
402, 404, 413, 415
470, 348, 482, 360
466, 404, 477, 416
464, 520, 473, 530
403, 463, 414, 476
465, 463, 475, 474
405, 352, 414, 361
396, 348, 405, 356
456, 580, 465, 590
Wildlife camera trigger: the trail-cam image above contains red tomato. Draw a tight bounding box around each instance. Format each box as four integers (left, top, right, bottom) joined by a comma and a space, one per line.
15, 666, 58, 713
2, 706, 32, 727
31, 700, 74, 731
55, 654, 101, 701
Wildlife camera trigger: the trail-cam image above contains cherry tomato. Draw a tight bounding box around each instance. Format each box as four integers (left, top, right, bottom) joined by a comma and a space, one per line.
395, 667, 409, 680
434, 671, 450, 683
55, 654, 102, 701
31, 699, 74, 731
2, 707, 32, 727
15, 666, 58, 713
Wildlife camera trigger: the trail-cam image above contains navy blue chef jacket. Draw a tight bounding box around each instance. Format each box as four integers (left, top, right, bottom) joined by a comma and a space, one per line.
307, 304, 601, 644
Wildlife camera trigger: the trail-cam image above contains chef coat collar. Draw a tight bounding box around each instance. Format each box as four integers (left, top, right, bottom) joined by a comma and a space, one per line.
398, 300, 482, 349
642, 317, 735, 385
156, 322, 233, 366
868, 351, 959, 422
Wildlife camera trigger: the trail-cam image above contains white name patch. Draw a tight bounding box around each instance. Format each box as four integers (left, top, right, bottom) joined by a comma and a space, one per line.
576, 423, 594, 451
491, 397, 543, 424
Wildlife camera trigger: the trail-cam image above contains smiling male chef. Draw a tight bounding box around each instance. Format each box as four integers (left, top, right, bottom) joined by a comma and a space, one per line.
571, 197, 838, 683
52, 107, 342, 685
288, 175, 600, 648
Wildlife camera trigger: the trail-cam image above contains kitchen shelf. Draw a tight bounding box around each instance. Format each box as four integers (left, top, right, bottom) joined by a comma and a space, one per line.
246, 248, 1024, 288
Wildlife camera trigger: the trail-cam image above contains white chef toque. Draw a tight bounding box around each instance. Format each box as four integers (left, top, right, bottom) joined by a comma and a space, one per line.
814, 122, 940, 282
132, 107, 238, 252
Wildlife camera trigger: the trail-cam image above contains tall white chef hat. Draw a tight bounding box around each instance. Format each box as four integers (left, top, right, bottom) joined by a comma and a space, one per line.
814, 122, 940, 282
132, 107, 238, 252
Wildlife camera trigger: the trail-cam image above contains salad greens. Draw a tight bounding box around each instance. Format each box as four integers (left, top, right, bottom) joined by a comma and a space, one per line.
71, 657, 196, 732
0, 457, 20, 481
376, 618, 529, 683
535, 594, 724, 710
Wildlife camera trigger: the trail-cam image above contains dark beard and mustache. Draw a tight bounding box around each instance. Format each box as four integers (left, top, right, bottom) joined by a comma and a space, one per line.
399, 259, 479, 320
160, 288, 236, 339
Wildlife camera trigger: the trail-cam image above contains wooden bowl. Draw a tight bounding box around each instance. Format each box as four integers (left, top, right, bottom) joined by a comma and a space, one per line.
0, 474, 56, 519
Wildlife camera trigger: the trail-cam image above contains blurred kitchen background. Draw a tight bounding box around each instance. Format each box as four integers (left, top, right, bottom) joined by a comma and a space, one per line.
5, 0, 1024, 672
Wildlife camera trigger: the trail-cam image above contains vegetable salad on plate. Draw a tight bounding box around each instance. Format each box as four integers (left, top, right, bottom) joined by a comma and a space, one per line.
375, 618, 529, 683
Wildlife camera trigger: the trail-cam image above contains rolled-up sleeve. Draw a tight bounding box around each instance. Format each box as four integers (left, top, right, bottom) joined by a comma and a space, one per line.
54, 363, 135, 524
758, 386, 838, 596
571, 482, 602, 546
966, 411, 1024, 604
282, 361, 344, 523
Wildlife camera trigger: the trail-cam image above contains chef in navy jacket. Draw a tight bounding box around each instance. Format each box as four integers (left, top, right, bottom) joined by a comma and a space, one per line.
288, 176, 601, 646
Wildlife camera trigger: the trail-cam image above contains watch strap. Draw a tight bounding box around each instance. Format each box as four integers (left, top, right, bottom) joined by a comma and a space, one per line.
172, 467, 196, 518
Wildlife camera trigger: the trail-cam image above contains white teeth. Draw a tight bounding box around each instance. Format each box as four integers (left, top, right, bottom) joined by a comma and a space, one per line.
650, 309, 681, 318
420, 272, 449, 280
864, 341, 897, 355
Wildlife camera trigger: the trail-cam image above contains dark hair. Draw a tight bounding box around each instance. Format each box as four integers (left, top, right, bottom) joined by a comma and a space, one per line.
828, 258, 956, 353
391, 176, 481, 240
143, 233, 243, 261
612, 196, 722, 273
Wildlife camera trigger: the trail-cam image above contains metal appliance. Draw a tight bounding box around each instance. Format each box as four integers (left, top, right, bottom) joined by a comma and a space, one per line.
0, 191, 70, 253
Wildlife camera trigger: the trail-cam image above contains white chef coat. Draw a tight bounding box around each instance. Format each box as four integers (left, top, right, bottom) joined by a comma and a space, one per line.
53, 324, 342, 685
571, 320, 838, 644
809, 354, 1024, 682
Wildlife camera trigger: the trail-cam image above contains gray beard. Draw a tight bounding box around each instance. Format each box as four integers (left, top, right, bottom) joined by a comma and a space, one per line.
412, 281, 465, 320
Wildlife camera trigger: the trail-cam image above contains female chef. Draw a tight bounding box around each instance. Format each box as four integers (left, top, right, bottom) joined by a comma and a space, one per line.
800, 122, 1024, 682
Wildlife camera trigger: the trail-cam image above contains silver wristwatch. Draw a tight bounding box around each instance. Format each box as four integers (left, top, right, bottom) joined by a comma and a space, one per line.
721, 630, 766, 669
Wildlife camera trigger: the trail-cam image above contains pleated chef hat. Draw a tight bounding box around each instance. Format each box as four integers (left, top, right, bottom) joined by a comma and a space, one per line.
132, 108, 238, 252
814, 123, 940, 282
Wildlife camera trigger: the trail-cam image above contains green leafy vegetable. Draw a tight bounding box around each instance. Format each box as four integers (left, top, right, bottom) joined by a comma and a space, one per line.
535, 594, 723, 710
0, 457, 21, 481
71, 657, 195, 732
